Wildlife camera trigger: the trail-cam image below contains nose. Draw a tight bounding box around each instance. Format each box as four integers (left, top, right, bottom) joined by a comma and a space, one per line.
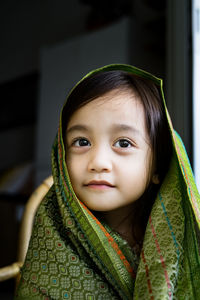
87, 146, 112, 173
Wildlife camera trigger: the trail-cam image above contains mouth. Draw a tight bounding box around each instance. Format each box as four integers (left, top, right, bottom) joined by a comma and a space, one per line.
84, 180, 115, 190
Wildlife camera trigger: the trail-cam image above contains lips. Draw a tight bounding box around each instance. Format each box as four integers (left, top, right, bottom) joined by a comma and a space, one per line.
84, 180, 115, 189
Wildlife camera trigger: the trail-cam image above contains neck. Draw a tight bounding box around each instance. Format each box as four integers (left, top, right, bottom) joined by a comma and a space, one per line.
102, 204, 133, 231
98, 203, 143, 251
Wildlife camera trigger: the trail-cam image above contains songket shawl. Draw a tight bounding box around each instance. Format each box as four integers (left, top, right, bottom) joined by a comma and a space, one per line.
15, 64, 200, 299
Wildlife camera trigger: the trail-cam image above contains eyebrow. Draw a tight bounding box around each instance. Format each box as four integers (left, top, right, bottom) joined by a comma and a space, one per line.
66, 124, 90, 134
67, 123, 141, 136
111, 124, 141, 135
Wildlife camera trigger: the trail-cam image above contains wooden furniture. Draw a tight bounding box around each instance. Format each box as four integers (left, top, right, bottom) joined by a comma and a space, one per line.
0, 176, 53, 284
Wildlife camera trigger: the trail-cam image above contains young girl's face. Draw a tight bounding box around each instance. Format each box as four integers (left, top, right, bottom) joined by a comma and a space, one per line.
65, 89, 153, 212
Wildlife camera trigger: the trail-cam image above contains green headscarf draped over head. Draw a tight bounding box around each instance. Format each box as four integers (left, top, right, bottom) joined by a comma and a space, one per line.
15, 64, 200, 300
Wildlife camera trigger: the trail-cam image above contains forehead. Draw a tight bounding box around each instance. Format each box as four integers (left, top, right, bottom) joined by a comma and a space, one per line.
66, 89, 148, 140
68, 89, 144, 121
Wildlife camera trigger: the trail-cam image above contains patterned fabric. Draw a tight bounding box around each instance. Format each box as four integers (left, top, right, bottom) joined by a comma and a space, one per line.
15, 64, 200, 299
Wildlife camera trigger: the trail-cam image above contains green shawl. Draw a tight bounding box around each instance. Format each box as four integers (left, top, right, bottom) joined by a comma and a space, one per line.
15, 64, 200, 299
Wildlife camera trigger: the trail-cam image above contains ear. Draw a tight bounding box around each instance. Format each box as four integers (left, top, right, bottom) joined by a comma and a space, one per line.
152, 174, 160, 184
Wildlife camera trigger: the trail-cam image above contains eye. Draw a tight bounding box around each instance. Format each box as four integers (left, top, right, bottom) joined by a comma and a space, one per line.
72, 138, 91, 147
114, 139, 133, 148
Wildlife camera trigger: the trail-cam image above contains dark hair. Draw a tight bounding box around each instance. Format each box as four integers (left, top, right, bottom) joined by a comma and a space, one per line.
63, 70, 172, 245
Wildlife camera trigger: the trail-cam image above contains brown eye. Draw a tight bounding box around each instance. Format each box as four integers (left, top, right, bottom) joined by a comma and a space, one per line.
114, 139, 132, 148
73, 138, 90, 147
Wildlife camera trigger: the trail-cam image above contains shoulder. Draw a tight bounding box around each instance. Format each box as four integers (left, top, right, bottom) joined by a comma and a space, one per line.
34, 184, 62, 228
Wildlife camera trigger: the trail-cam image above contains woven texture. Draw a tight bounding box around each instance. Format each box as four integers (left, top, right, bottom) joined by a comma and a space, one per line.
15, 64, 200, 299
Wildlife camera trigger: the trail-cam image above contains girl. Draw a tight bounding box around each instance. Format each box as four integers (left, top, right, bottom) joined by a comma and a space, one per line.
15, 64, 200, 299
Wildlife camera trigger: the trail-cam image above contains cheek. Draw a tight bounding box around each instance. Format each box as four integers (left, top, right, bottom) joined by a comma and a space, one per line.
66, 156, 84, 184
122, 167, 149, 202
121, 155, 150, 184
66, 158, 74, 178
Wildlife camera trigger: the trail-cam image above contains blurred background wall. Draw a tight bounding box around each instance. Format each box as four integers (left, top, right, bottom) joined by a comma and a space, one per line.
0, 0, 196, 298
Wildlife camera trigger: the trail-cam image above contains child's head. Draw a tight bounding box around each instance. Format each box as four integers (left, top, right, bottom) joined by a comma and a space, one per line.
63, 70, 172, 228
